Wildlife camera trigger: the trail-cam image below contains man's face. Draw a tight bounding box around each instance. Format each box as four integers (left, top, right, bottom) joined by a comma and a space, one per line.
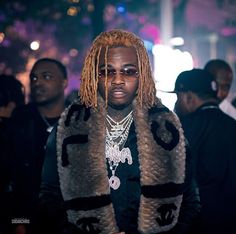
30, 61, 67, 105
97, 46, 139, 109
174, 92, 190, 119
215, 69, 233, 101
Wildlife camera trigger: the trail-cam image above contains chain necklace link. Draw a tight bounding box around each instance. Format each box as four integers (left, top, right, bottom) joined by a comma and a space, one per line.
40, 115, 54, 133
106, 111, 133, 190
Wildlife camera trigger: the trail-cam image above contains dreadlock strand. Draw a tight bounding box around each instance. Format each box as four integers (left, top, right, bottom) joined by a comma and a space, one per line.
91, 51, 97, 106
104, 46, 109, 108
81, 54, 91, 106
81, 46, 96, 107
142, 45, 155, 107
95, 46, 102, 107
141, 50, 149, 106
135, 46, 143, 107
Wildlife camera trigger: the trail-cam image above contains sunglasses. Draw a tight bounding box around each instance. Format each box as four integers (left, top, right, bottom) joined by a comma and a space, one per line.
98, 67, 139, 78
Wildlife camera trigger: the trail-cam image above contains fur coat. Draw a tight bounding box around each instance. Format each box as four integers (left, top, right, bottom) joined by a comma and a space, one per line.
56, 96, 186, 234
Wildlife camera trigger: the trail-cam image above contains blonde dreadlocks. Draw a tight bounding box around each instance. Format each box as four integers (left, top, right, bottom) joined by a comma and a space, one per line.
80, 29, 157, 108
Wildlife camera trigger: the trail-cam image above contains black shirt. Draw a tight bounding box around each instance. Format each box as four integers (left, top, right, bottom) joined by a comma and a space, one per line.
10, 104, 59, 219
109, 122, 140, 232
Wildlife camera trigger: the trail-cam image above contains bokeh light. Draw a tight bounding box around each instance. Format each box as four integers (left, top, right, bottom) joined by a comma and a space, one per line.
152, 44, 193, 110
0, 32, 5, 43
30, 40, 40, 50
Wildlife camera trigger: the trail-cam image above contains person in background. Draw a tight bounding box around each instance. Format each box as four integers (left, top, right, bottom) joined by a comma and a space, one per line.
10, 58, 68, 234
174, 68, 236, 234
204, 59, 236, 120
39, 29, 200, 234
0, 74, 25, 119
0, 74, 25, 234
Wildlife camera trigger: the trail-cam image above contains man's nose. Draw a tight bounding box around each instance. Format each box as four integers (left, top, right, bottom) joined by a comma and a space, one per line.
111, 71, 125, 84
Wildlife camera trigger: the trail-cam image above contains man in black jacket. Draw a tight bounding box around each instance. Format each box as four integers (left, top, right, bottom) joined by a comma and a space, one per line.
39, 29, 200, 234
10, 58, 68, 234
0, 74, 25, 234
174, 68, 236, 234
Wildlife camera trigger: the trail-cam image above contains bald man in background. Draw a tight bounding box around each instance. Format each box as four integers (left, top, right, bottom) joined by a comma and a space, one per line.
204, 59, 236, 120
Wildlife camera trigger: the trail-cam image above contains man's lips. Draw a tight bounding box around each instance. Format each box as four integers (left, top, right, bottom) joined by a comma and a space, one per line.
32, 88, 46, 96
110, 88, 126, 98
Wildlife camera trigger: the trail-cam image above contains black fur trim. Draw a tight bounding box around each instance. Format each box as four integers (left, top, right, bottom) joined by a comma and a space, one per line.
65, 104, 90, 126
149, 106, 169, 115
76, 217, 101, 233
83, 107, 91, 121
141, 182, 184, 198
65, 104, 83, 126
151, 120, 179, 151
156, 203, 177, 226
62, 134, 88, 166
64, 194, 111, 211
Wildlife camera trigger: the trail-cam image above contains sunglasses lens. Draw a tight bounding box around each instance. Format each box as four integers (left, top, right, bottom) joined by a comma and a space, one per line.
98, 68, 138, 78
122, 68, 138, 77
99, 69, 116, 77
98, 69, 106, 77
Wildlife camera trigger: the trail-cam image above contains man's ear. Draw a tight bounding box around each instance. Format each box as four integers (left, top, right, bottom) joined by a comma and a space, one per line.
186, 91, 194, 104
63, 79, 68, 89
186, 91, 198, 112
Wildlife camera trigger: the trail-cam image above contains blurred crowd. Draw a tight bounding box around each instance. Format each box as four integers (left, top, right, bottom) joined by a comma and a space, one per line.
0, 30, 236, 234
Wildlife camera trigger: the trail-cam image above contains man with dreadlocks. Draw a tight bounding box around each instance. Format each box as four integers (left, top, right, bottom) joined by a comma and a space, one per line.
39, 29, 199, 234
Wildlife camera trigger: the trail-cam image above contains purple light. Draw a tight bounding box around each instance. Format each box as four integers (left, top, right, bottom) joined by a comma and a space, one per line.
0, 13, 6, 22
2, 39, 10, 47
221, 27, 236, 37
139, 23, 160, 42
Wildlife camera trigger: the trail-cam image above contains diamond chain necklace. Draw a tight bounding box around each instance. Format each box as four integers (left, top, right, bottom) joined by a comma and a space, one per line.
106, 110, 133, 147
106, 110, 133, 190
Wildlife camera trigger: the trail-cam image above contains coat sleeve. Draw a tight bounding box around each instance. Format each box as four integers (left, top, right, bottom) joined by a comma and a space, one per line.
37, 126, 71, 234
168, 139, 201, 234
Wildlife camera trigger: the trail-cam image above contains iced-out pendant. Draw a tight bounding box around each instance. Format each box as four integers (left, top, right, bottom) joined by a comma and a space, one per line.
47, 126, 53, 133
109, 175, 120, 190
